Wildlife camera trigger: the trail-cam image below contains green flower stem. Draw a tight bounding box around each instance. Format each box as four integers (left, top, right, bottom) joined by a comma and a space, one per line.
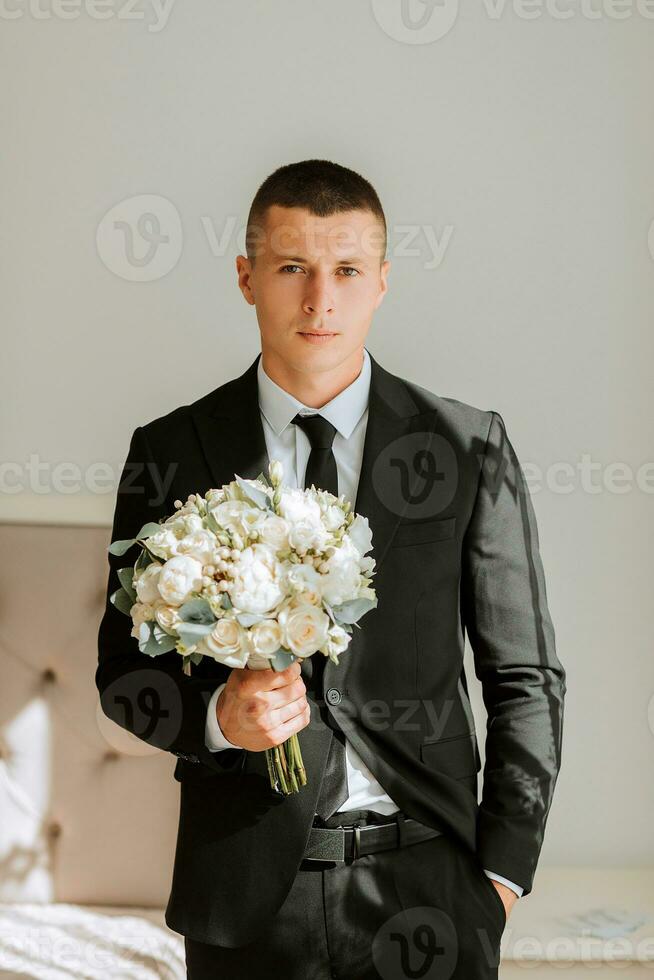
265, 733, 307, 796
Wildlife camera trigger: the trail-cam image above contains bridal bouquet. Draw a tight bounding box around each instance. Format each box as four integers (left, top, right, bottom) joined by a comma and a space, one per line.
108, 460, 378, 796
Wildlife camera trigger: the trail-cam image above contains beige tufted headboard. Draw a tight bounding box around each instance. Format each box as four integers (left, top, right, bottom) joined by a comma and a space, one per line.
0, 523, 179, 908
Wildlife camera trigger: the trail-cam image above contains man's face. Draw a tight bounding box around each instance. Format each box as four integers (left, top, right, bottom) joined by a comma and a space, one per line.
236, 205, 390, 374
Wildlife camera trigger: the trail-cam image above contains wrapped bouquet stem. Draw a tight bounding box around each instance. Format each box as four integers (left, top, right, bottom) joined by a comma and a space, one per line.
108, 459, 378, 797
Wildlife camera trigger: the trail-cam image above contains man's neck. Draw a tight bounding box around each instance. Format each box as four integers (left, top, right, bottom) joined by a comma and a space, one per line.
260, 346, 365, 409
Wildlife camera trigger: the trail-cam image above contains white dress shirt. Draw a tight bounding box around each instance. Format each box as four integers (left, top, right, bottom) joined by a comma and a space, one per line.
203, 346, 523, 898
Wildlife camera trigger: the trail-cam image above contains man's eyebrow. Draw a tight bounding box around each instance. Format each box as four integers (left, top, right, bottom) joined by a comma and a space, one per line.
275, 255, 368, 265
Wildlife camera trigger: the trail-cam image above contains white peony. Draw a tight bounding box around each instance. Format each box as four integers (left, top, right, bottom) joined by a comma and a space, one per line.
288, 520, 329, 555
323, 504, 346, 532
177, 529, 216, 565
147, 524, 181, 561
157, 555, 204, 605
227, 543, 286, 615
286, 562, 322, 604
278, 602, 330, 658
210, 498, 267, 540
197, 616, 249, 668
320, 537, 362, 606
277, 487, 322, 526
134, 562, 162, 604
346, 514, 373, 557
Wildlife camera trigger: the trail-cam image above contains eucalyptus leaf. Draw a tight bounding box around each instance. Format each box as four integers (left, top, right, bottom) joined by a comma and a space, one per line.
179, 598, 215, 624
152, 624, 177, 653
110, 586, 134, 617
136, 521, 162, 540
330, 596, 378, 625
176, 622, 215, 646
323, 601, 337, 624
203, 510, 223, 536
134, 548, 154, 572
235, 473, 272, 511
108, 537, 136, 557
189, 651, 204, 665
117, 567, 136, 602
254, 471, 271, 487
234, 611, 267, 628
137, 621, 169, 657
221, 593, 233, 610
270, 647, 296, 672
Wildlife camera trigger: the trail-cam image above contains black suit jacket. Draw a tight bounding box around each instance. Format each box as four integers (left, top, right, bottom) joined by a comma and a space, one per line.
96, 349, 566, 947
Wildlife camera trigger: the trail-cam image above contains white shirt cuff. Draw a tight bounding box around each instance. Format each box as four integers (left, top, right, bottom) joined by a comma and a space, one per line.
205, 683, 242, 751
483, 870, 524, 898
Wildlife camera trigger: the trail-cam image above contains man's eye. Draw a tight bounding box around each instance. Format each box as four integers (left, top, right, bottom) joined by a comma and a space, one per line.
281, 265, 303, 273
338, 267, 359, 277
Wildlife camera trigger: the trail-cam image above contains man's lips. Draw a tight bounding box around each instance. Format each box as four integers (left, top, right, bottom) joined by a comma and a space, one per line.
298, 330, 337, 344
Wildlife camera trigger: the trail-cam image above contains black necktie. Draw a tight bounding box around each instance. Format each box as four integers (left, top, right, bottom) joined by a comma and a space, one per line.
291, 412, 349, 821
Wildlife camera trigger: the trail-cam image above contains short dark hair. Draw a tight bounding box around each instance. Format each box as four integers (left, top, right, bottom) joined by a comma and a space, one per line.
245, 158, 387, 265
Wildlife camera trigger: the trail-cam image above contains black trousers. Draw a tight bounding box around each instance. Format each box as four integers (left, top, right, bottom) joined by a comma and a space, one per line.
184, 809, 507, 979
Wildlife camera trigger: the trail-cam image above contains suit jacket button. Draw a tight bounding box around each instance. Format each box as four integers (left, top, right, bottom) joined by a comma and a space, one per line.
326, 688, 342, 706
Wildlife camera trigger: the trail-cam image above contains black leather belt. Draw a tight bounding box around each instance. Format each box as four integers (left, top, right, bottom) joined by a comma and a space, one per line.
303, 812, 443, 864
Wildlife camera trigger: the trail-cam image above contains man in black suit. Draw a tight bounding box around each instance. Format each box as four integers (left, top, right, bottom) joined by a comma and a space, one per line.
97, 159, 566, 979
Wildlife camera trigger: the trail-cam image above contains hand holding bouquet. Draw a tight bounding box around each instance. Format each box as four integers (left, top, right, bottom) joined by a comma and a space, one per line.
108, 460, 377, 795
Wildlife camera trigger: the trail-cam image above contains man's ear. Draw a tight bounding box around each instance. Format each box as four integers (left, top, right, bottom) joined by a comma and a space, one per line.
236, 254, 256, 306
375, 258, 391, 309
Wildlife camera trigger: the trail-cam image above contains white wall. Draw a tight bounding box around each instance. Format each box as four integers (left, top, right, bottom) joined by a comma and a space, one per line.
2, 0, 652, 869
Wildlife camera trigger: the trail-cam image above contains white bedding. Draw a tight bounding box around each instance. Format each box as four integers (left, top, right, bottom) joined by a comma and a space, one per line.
0, 904, 185, 980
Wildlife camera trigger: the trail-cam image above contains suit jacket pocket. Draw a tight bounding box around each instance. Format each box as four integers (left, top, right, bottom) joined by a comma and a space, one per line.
391, 516, 456, 548
420, 730, 480, 781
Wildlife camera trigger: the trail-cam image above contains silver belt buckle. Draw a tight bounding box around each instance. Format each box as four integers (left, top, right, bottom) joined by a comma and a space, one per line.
304, 826, 346, 862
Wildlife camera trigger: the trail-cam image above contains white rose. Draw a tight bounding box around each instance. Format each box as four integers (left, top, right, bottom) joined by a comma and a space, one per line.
157, 555, 204, 605
228, 543, 286, 615
197, 617, 249, 668
258, 514, 290, 552
130, 601, 154, 639
279, 602, 329, 658
153, 602, 181, 631
134, 563, 162, 604
247, 619, 283, 669
346, 514, 373, 556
